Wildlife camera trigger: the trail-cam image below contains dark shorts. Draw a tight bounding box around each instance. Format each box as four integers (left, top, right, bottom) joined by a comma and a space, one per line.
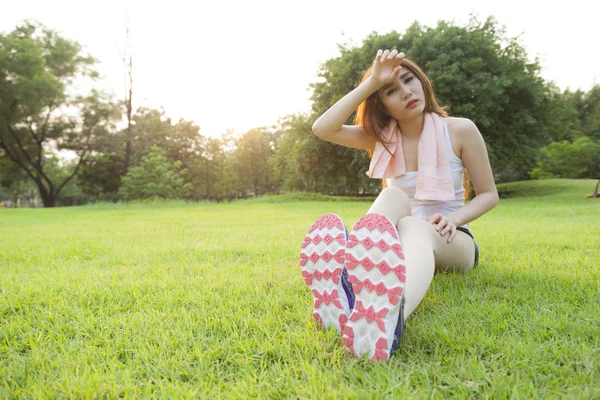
456, 227, 480, 268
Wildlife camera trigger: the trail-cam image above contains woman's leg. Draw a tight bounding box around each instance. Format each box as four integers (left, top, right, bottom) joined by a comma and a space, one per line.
341, 187, 414, 360
395, 217, 475, 319
342, 186, 476, 359
364, 186, 476, 319
367, 186, 412, 221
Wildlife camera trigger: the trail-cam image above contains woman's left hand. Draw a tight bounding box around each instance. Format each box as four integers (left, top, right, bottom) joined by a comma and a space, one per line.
427, 214, 457, 243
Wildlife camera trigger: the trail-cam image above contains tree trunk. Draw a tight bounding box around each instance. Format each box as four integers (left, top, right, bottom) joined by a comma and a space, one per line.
37, 183, 57, 207
124, 139, 132, 173
123, 47, 134, 173
588, 179, 600, 198
12, 179, 20, 208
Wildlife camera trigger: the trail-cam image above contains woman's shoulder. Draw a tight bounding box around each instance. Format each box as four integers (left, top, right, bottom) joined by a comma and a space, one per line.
443, 116, 478, 133
442, 117, 481, 158
443, 117, 480, 141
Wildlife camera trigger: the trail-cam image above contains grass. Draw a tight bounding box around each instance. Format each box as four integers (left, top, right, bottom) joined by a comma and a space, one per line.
0, 179, 598, 398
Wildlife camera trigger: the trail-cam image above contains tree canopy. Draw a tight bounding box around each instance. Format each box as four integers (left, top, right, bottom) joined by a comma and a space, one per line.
0, 22, 120, 206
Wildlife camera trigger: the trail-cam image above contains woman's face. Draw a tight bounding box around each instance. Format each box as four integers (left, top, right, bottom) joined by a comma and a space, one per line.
377, 69, 426, 122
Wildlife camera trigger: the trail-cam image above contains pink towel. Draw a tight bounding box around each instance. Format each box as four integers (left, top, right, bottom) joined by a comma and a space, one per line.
366, 113, 455, 201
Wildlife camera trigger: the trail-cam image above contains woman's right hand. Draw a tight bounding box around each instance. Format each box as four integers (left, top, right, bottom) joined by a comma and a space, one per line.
369, 49, 405, 87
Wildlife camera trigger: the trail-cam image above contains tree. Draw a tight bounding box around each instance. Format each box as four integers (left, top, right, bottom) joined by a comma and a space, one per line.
531, 85, 600, 198
309, 16, 561, 184
0, 22, 120, 207
185, 136, 225, 200
0, 156, 33, 206
118, 146, 189, 200
566, 85, 600, 141
77, 153, 124, 200
530, 136, 600, 196
122, 24, 135, 174
271, 113, 380, 195
233, 127, 278, 196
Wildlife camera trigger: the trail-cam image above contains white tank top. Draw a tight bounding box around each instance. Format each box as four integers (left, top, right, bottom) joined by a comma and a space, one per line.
385, 120, 469, 229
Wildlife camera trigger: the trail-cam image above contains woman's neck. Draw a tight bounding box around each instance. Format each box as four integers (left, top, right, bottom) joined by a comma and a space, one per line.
397, 114, 425, 140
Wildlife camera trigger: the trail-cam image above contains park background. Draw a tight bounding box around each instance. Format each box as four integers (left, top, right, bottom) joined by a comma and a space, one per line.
1, 1, 599, 398
1, 1, 600, 206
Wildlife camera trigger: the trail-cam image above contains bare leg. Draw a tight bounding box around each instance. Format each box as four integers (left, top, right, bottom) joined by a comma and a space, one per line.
397, 216, 476, 318
343, 186, 476, 360
364, 186, 475, 319
367, 186, 412, 223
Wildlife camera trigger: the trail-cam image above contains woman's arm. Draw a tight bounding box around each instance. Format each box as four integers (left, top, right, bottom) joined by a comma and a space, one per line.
311, 50, 404, 151
428, 118, 499, 242
447, 118, 499, 227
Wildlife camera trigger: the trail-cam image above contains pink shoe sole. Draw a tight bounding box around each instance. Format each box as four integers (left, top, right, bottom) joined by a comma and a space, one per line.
299, 213, 351, 333
342, 213, 406, 361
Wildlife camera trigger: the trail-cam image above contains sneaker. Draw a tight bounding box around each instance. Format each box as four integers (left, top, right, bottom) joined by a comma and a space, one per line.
299, 213, 354, 333
342, 213, 407, 361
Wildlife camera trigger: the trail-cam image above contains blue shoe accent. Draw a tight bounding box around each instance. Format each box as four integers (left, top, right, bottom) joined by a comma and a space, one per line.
339, 225, 355, 310
340, 267, 355, 310
390, 297, 406, 354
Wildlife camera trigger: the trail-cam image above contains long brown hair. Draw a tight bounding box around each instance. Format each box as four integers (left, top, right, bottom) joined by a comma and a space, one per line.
355, 57, 471, 200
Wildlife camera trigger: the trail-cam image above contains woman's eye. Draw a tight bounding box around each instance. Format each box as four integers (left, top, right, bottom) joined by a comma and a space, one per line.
404, 77, 414, 84
387, 89, 395, 96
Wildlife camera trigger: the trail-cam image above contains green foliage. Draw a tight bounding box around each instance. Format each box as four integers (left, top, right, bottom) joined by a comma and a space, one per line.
236, 191, 376, 204
118, 146, 189, 200
562, 85, 600, 141
77, 153, 124, 200
530, 136, 600, 179
185, 136, 226, 200
271, 114, 380, 195
232, 127, 278, 196
0, 22, 120, 207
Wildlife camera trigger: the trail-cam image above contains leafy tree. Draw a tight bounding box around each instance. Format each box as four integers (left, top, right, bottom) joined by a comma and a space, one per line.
0, 156, 34, 206
118, 146, 189, 200
565, 85, 600, 140
531, 85, 600, 196
183, 136, 226, 200
219, 130, 242, 200
233, 127, 279, 196
0, 22, 120, 206
78, 153, 124, 200
271, 113, 380, 195
531, 135, 600, 180
76, 107, 207, 200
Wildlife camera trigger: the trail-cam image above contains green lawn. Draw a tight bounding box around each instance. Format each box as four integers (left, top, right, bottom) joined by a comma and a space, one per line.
1, 179, 599, 398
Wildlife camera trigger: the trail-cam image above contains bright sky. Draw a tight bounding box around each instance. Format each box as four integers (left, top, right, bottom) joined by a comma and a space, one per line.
3, 0, 598, 138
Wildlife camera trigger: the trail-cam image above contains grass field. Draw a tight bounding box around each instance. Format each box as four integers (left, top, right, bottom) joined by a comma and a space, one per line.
1, 179, 599, 398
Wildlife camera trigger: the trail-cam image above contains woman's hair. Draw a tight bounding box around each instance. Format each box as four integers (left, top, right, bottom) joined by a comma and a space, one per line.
354, 57, 472, 199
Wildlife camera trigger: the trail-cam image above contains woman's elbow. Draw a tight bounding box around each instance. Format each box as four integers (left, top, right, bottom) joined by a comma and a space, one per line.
312, 121, 327, 138
490, 191, 500, 208
311, 121, 322, 137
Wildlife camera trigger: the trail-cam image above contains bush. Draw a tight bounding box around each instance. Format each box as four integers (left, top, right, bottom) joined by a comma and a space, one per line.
119, 146, 190, 200
531, 136, 600, 179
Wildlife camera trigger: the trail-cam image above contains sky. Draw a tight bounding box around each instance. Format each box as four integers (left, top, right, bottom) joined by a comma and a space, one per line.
2, 0, 598, 138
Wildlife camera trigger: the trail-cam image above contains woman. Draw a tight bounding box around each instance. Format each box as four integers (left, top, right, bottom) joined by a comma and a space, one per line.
299, 49, 499, 361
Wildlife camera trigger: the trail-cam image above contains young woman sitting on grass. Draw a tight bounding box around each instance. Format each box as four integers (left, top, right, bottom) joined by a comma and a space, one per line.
299, 49, 499, 361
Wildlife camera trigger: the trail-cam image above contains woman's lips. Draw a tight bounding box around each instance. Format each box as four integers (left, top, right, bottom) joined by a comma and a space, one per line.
406, 99, 418, 109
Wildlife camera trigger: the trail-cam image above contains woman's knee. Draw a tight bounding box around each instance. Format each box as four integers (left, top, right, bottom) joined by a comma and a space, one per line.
379, 186, 409, 202
396, 216, 431, 235
368, 186, 411, 222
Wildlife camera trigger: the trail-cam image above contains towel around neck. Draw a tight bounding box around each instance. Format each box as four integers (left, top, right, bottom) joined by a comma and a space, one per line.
366, 113, 456, 201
